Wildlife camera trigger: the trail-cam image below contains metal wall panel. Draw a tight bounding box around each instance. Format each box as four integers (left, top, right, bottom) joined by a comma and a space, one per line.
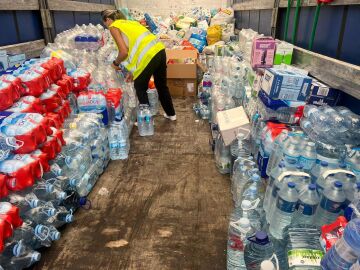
292, 7, 314, 49
16, 11, 43, 43
90, 12, 102, 24
53, 11, 75, 34
0, 11, 18, 46
249, 10, 259, 32
75, 12, 91, 25
312, 5, 344, 58
340, 5, 360, 65
258, 9, 272, 36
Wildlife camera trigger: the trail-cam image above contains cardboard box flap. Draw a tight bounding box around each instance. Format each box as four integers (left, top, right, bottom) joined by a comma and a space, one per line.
166, 49, 198, 60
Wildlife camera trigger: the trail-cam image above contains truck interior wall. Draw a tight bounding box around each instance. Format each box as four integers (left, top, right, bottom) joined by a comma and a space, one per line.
235, 5, 360, 66
0, 10, 43, 46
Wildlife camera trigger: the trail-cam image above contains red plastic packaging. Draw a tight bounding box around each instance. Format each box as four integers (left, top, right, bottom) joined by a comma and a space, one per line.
0, 74, 25, 99
39, 89, 62, 112
0, 203, 23, 252
57, 74, 75, 95
320, 216, 348, 251
2, 154, 42, 191
0, 174, 9, 199
30, 150, 50, 172
0, 81, 15, 111
0, 113, 50, 154
45, 112, 63, 129
7, 96, 45, 114
19, 73, 46, 97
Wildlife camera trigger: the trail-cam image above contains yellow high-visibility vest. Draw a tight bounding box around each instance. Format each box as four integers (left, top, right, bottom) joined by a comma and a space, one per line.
110, 20, 165, 79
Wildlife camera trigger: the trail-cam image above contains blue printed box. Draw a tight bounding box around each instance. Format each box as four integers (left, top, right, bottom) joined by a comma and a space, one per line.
261, 68, 313, 101
307, 79, 342, 106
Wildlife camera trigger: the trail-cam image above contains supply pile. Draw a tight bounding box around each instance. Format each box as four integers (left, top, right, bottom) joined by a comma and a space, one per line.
195, 27, 360, 270
0, 23, 139, 269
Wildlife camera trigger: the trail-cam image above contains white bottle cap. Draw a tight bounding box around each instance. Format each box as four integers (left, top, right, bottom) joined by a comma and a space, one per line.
238, 218, 250, 228
241, 200, 252, 209
260, 260, 275, 270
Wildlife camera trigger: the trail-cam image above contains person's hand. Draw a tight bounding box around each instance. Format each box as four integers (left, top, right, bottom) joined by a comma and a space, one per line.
125, 73, 133, 82
111, 63, 121, 71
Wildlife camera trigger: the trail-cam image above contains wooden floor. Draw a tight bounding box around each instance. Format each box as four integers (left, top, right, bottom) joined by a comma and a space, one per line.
33, 98, 232, 270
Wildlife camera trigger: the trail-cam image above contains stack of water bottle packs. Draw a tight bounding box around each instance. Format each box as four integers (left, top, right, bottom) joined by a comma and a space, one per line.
0, 24, 140, 269
193, 33, 360, 269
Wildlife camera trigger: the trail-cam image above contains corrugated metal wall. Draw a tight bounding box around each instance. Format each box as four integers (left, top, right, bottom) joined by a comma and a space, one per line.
234, 2, 360, 66
0, 0, 115, 46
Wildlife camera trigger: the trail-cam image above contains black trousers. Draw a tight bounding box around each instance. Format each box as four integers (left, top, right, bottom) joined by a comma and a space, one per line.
134, 49, 176, 117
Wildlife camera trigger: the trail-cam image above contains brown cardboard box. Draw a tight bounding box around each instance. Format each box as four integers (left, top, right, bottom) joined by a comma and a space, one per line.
167, 79, 197, 97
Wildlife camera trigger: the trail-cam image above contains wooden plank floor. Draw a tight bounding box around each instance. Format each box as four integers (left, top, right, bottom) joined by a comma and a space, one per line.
33, 98, 232, 270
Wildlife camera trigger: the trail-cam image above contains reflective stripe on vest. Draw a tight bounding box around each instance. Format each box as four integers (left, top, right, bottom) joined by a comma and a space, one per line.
123, 31, 152, 67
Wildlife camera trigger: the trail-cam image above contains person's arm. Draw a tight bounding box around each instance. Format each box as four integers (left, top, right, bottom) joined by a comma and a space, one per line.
109, 27, 129, 65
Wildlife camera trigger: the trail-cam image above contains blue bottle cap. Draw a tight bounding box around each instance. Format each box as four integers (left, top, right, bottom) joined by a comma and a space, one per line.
59, 192, 66, 200
334, 181, 343, 188
288, 182, 296, 188
339, 163, 347, 169
320, 161, 328, 167
255, 231, 269, 244
31, 252, 41, 262
50, 231, 61, 241
70, 179, 77, 186
65, 214, 74, 223
46, 184, 54, 193
279, 160, 285, 167
13, 242, 25, 257
34, 225, 44, 236
30, 199, 40, 208
309, 184, 316, 190
79, 197, 87, 206
47, 208, 56, 216
252, 174, 260, 181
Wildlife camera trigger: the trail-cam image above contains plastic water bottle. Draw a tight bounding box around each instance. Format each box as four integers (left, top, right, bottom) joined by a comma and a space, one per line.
312, 161, 329, 185
284, 224, 323, 270
3, 251, 41, 269
298, 142, 317, 173
227, 217, 255, 270
6, 193, 44, 214
144, 105, 154, 136
346, 150, 360, 179
0, 134, 21, 161
60, 190, 87, 212
46, 206, 74, 228
345, 182, 360, 207
108, 119, 129, 160
269, 182, 299, 239
230, 133, 251, 175
137, 104, 147, 136
282, 137, 300, 168
266, 130, 288, 176
215, 134, 231, 174
264, 161, 286, 215
147, 88, 159, 116
24, 206, 57, 224
266, 175, 293, 223
244, 231, 277, 270
321, 218, 360, 270
315, 181, 346, 226
12, 221, 53, 249
292, 184, 320, 225
231, 200, 262, 231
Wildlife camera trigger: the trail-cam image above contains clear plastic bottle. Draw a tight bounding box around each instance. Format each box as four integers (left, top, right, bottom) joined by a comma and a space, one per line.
315, 181, 346, 226
230, 133, 251, 176
230, 200, 262, 231
144, 105, 154, 136
269, 182, 299, 239
298, 142, 317, 173
312, 161, 329, 186
321, 218, 360, 270
266, 130, 288, 176
215, 134, 231, 174
244, 231, 276, 270
264, 161, 286, 215
137, 104, 148, 136
292, 184, 320, 225
227, 217, 255, 270
3, 251, 41, 270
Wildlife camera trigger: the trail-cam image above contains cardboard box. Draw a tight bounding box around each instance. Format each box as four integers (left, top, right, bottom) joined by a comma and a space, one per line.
217, 106, 250, 146
307, 79, 342, 106
274, 40, 294, 65
166, 49, 198, 79
8, 53, 25, 68
261, 68, 312, 101
251, 37, 276, 69
167, 79, 197, 97
0, 50, 8, 73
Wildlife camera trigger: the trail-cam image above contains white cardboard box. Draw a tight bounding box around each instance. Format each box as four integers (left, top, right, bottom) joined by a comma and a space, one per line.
217, 106, 250, 146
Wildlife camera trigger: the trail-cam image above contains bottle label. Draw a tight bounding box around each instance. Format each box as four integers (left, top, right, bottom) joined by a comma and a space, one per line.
287, 249, 324, 267
298, 156, 316, 170
272, 185, 280, 199
284, 153, 299, 166
145, 115, 152, 123
296, 200, 317, 216
276, 197, 297, 213
320, 197, 343, 213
